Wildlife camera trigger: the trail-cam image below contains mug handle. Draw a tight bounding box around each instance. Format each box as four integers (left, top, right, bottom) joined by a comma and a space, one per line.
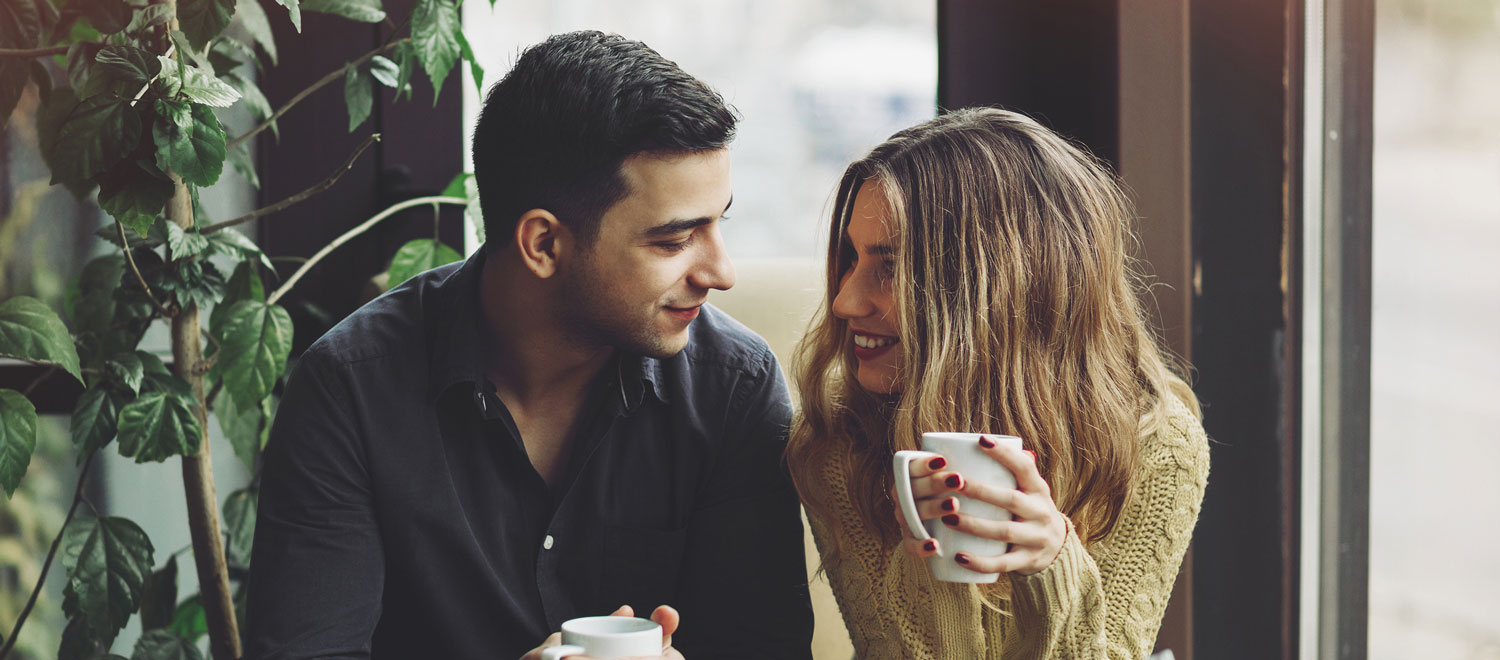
540, 644, 585, 660
893, 450, 942, 544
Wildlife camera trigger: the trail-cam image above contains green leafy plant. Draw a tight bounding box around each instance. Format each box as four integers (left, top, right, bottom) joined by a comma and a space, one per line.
0, 0, 479, 656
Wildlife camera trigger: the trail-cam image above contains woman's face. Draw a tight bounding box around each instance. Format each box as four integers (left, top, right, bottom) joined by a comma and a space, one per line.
832, 181, 903, 394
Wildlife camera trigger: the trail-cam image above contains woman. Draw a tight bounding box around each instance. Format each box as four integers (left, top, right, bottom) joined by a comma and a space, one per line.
787, 107, 1210, 660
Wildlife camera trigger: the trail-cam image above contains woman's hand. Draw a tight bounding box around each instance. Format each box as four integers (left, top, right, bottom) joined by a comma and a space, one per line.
894, 453, 966, 558
897, 438, 1068, 576
517, 604, 685, 660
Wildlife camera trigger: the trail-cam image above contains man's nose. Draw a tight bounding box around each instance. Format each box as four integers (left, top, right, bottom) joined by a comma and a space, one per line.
692, 230, 736, 291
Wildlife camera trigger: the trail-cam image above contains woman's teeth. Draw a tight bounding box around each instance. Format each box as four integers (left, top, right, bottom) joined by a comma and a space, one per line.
854, 334, 896, 349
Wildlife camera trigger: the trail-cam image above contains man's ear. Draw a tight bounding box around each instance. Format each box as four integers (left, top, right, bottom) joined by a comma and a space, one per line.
511, 208, 572, 278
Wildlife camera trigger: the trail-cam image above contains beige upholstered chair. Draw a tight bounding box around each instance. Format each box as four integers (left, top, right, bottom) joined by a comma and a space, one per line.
708, 257, 854, 660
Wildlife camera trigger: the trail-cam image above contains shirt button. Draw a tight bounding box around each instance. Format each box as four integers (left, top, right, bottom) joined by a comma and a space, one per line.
542, 534, 554, 550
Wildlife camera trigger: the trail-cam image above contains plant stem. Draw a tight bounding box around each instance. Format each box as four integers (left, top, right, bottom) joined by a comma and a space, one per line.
0, 46, 69, 58
266, 196, 467, 307
117, 220, 174, 318
226, 39, 407, 151
0, 452, 95, 660
19, 365, 58, 397
202, 133, 381, 235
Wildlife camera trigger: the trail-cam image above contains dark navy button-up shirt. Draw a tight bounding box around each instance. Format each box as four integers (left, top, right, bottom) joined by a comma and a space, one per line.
245, 251, 814, 659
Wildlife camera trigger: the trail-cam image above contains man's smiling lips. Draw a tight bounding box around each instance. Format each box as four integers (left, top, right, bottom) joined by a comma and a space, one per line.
851, 331, 898, 360
665, 304, 703, 321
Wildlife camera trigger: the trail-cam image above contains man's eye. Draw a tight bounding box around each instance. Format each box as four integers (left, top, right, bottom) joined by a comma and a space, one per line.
656, 237, 692, 253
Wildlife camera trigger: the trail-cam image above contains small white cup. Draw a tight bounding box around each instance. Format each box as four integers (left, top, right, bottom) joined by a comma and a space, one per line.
893, 432, 1023, 583
539, 616, 663, 660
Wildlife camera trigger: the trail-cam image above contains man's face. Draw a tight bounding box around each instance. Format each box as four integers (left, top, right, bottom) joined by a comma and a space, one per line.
558, 149, 735, 358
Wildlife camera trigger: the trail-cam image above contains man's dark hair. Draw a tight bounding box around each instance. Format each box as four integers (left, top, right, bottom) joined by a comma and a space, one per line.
472, 31, 737, 248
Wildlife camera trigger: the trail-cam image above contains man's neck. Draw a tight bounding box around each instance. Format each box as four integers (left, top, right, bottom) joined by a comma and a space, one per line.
477, 251, 612, 411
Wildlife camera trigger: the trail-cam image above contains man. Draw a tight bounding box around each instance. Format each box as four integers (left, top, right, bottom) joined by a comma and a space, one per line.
245, 31, 814, 659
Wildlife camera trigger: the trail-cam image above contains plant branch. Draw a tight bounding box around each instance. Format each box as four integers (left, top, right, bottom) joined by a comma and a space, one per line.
0, 46, 69, 58
117, 220, 174, 318
266, 196, 467, 306
19, 365, 59, 397
0, 453, 97, 660
202, 134, 381, 235
226, 39, 407, 151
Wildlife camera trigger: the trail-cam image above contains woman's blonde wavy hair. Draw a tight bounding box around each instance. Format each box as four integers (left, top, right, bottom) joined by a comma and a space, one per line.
787, 108, 1200, 555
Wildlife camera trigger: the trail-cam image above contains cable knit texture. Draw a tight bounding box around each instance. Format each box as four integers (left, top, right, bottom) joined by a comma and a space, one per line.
809, 394, 1210, 660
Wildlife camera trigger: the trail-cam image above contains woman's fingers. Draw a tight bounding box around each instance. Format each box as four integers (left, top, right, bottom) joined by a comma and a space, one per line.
958, 480, 1051, 520
915, 495, 959, 520
900, 535, 941, 558
907, 454, 949, 479
912, 470, 966, 499
978, 438, 1049, 495
938, 512, 1049, 547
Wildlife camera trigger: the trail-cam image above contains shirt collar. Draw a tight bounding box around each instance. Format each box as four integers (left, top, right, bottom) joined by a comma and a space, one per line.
426, 249, 671, 412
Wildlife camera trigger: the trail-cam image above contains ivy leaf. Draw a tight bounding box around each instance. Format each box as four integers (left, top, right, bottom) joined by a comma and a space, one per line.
47, 94, 141, 185
0, 0, 42, 126
107, 352, 146, 394
217, 300, 292, 409
343, 63, 372, 132
217, 389, 270, 473
165, 223, 212, 259
301, 0, 384, 22
0, 389, 38, 498
65, 42, 102, 98
207, 228, 274, 273
226, 142, 259, 188
222, 487, 257, 566
273, 0, 301, 33
132, 628, 204, 660
178, 0, 236, 50
456, 29, 483, 95
153, 100, 227, 186
223, 71, 273, 127
154, 57, 242, 107
411, 0, 460, 104
369, 55, 401, 90
233, 0, 277, 66
138, 557, 178, 631
387, 239, 462, 290
81, 0, 134, 34
70, 254, 126, 339
169, 30, 214, 71
137, 351, 193, 400
97, 160, 173, 238
440, 171, 469, 198
117, 391, 202, 463
0, 296, 84, 383
392, 40, 415, 101
61, 514, 155, 642
157, 257, 227, 312
95, 45, 163, 90
124, 4, 174, 38
168, 596, 207, 642
210, 260, 265, 336
71, 386, 126, 459
58, 615, 110, 660
464, 174, 484, 243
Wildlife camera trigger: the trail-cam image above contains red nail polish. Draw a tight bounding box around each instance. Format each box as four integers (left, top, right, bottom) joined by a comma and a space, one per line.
955, 553, 971, 565
922, 540, 936, 552
942, 514, 960, 526
928, 457, 947, 470
940, 498, 956, 512
978, 436, 995, 449
1024, 449, 1036, 461
945, 475, 961, 488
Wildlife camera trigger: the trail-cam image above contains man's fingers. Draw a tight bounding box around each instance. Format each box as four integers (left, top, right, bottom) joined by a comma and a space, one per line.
610, 604, 635, 617
650, 604, 680, 639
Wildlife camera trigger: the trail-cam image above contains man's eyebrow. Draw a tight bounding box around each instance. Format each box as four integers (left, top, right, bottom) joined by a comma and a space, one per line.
641, 196, 733, 238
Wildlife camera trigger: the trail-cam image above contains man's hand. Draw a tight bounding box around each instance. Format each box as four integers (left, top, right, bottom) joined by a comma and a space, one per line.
517, 604, 684, 660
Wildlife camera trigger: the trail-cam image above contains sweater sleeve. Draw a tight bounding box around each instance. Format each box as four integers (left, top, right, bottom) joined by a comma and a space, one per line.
997, 406, 1211, 660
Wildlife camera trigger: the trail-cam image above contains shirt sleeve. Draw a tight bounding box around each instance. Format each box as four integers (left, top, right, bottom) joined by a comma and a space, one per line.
996, 410, 1211, 660
669, 350, 815, 660
244, 350, 384, 660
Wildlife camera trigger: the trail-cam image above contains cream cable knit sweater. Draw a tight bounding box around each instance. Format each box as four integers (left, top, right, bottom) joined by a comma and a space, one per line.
808, 395, 1210, 660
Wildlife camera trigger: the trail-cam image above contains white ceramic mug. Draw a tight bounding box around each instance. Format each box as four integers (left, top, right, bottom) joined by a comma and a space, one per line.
893, 432, 1023, 583
539, 616, 663, 660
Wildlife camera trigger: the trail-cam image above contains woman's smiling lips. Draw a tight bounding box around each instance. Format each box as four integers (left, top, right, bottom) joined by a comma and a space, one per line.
851, 331, 898, 360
